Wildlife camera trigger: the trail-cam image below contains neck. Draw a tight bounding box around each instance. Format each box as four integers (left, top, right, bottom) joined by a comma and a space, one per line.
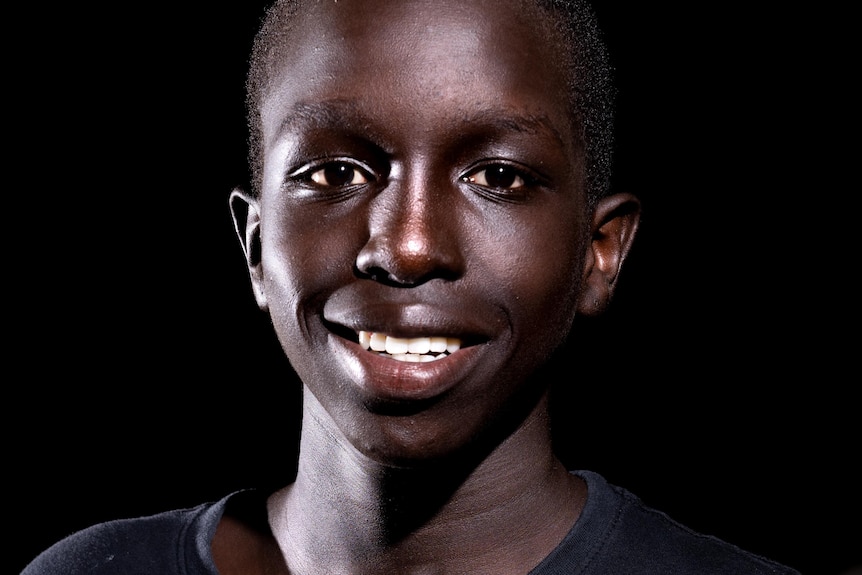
267, 390, 586, 575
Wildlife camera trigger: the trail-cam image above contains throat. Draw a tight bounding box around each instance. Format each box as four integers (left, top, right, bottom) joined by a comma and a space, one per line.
270, 386, 580, 573
266, 463, 585, 575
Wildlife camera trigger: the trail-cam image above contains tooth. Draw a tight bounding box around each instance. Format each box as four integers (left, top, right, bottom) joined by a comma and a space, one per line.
385, 337, 409, 355
446, 338, 461, 353
390, 353, 442, 363
370, 332, 387, 352
407, 337, 431, 354
429, 337, 447, 353
359, 331, 371, 349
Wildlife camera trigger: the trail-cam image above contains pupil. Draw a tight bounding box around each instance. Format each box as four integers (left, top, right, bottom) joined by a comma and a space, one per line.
326, 163, 354, 186
486, 166, 516, 188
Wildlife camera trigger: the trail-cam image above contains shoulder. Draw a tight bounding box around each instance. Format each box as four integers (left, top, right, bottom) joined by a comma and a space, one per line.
535, 470, 800, 575
21, 494, 240, 575
608, 485, 797, 574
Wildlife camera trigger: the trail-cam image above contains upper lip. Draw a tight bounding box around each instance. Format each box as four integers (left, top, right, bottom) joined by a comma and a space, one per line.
323, 289, 500, 344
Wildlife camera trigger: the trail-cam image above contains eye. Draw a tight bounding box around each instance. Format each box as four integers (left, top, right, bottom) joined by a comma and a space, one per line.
306, 161, 371, 187
460, 165, 526, 190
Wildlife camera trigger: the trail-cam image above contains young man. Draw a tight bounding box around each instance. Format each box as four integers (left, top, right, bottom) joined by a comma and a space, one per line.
23, 0, 799, 573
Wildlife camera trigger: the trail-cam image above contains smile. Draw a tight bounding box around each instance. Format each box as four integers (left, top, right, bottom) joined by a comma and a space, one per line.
358, 330, 462, 363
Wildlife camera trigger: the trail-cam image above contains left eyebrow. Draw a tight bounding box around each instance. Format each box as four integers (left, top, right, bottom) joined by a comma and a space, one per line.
457, 107, 569, 149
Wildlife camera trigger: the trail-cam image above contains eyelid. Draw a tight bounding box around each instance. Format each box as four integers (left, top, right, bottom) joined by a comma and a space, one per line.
460, 161, 542, 190
289, 157, 377, 185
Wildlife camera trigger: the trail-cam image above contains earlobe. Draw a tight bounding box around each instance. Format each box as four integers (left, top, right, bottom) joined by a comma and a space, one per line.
229, 188, 268, 311
578, 193, 641, 317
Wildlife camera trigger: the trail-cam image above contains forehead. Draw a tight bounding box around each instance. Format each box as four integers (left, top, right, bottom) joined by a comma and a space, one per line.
259, 0, 574, 146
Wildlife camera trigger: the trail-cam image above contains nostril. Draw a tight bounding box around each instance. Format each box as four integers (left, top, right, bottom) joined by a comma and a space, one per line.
368, 267, 384, 281
366, 266, 388, 283
356, 264, 417, 287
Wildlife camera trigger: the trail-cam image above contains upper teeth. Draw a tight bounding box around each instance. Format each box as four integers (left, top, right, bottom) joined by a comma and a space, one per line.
358, 331, 461, 362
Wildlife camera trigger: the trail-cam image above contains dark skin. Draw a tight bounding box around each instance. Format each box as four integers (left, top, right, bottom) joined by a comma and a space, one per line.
223, 0, 640, 573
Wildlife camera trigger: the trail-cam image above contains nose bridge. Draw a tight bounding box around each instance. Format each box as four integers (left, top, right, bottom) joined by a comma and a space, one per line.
390, 172, 437, 255
357, 162, 461, 284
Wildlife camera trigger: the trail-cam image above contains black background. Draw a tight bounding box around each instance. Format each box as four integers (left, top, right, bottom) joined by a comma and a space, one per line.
9, 2, 858, 574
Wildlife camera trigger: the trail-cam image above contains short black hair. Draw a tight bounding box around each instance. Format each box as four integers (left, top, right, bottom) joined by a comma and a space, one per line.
244, 0, 616, 209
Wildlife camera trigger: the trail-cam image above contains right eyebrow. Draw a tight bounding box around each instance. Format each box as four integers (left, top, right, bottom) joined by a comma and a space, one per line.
275, 99, 372, 138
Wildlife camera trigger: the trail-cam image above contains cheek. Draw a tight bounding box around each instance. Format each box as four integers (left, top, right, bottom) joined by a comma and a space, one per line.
259, 211, 356, 344
483, 215, 585, 343
262, 195, 361, 283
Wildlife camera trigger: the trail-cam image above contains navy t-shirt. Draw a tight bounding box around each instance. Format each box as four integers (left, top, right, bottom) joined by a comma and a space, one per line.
23, 470, 799, 574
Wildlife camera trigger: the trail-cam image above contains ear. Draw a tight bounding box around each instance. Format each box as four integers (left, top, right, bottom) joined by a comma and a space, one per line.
229, 188, 268, 311
578, 193, 641, 317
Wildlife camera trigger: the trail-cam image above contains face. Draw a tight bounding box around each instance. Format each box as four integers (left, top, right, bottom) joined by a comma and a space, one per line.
242, 0, 593, 465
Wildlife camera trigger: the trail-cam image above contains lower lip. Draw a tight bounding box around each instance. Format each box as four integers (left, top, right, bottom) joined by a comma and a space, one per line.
330, 335, 480, 402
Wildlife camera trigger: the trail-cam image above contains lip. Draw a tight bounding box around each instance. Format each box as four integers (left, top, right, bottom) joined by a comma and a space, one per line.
325, 298, 494, 339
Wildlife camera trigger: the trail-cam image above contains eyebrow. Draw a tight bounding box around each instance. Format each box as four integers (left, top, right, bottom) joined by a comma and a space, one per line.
278, 100, 365, 134
276, 99, 569, 149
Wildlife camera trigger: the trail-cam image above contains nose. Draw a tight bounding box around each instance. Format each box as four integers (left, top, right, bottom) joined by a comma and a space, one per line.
355, 175, 463, 286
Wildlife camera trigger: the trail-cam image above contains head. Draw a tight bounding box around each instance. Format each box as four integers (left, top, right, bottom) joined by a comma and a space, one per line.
231, 0, 639, 466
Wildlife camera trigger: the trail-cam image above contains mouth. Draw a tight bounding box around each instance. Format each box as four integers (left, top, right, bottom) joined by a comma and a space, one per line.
358, 331, 462, 363
323, 315, 490, 402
